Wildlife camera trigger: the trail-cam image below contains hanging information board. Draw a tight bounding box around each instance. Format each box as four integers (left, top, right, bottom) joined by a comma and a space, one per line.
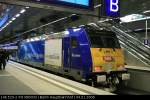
101, 0, 120, 17
31, 0, 93, 10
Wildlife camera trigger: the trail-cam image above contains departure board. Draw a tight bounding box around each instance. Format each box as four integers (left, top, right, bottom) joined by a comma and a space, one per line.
31, 0, 93, 9
59, 0, 89, 6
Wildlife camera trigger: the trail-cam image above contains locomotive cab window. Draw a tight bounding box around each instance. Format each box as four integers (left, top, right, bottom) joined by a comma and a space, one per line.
90, 36, 104, 48
86, 26, 121, 48
71, 37, 78, 48
103, 36, 120, 48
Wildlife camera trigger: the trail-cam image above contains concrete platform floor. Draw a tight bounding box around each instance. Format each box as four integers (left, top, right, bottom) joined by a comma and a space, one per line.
0, 61, 114, 95
0, 70, 37, 95
0, 62, 75, 95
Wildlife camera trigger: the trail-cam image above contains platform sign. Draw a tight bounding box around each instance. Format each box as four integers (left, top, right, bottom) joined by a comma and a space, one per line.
101, 0, 120, 17
30, 0, 93, 9
144, 39, 149, 45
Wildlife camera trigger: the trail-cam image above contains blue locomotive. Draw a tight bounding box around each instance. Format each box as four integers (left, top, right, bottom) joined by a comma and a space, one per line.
10, 25, 130, 86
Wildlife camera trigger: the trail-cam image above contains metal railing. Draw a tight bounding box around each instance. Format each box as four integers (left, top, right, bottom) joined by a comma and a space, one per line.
95, 21, 150, 66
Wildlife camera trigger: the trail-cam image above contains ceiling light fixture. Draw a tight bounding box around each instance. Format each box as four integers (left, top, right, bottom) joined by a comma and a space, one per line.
12, 17, 16, 21
9, 21, 13, 24
0, 8, 28, 32
26, 7, 30, 9
20, 9, 26, 13
143, 10, 150, 14
120, 14, 150, 23
16, 14, 21, 17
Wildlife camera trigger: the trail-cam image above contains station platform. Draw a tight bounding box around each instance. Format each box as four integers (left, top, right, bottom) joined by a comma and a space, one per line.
0, 70, 37, 95
0, 61, 113, 95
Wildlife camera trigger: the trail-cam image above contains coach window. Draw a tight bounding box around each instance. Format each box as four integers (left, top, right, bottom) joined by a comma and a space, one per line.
71, 37, 78, 48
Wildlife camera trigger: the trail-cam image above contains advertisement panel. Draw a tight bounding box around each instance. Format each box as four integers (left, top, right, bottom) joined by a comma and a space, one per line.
45, 39, 62, 68
18, 40, 44, 62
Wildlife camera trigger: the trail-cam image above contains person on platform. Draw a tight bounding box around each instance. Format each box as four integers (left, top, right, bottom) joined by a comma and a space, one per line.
0, 49, 7, 70
5, 50, 10, 62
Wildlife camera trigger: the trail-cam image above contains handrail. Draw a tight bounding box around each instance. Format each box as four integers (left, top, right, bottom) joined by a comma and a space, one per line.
112, 28, 150, 58
118, 35, 150, 62
95, 21, 150, 66
113, 21, 150, 49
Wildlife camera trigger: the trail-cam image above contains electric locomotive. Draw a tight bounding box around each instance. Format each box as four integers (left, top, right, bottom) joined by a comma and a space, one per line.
10, 24, 130, 87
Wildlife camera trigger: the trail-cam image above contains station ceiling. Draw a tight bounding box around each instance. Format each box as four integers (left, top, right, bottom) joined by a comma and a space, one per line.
0, 0, 150, 43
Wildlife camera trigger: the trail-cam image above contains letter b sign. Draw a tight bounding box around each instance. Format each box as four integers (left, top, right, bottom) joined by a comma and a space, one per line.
101, 0, 120, 17
110, 0, 119, 12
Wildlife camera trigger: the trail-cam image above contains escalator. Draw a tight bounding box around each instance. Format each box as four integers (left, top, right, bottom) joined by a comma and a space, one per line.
91, 21, 150, 66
